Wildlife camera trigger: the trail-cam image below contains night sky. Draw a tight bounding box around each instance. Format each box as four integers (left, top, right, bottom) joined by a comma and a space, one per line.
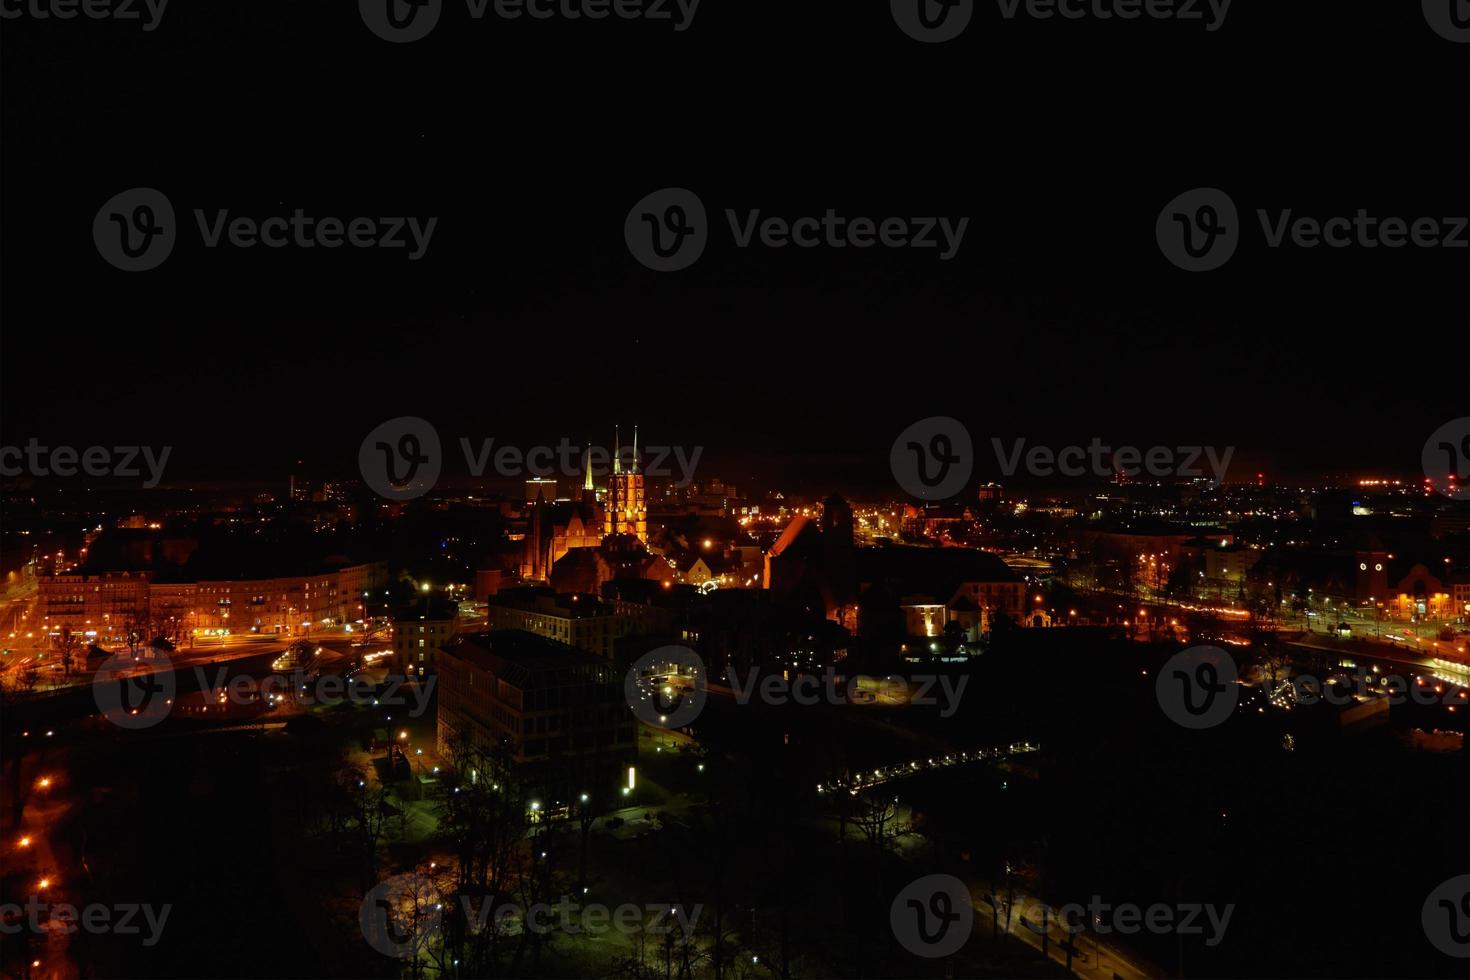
2, 1, 1467, 491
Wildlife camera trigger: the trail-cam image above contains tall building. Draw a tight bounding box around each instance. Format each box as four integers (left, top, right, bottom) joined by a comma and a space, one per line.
435, 630, 637, 805
607, 425, 647, 544
392, 595, 462, 678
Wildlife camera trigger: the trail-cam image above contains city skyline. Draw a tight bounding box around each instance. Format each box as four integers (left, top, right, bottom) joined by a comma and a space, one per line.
2, 0, 1468, 977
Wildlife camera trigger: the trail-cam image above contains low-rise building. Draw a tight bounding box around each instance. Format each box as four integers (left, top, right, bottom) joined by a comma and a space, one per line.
1452, 573, 1470, 623
860, 546, 1026, 639
485, 588, 637, 660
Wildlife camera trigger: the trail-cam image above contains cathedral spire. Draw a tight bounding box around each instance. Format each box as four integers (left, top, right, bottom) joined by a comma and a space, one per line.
613, 425, 621, 475
632, 425, 639, 473
583, 442, 594, 493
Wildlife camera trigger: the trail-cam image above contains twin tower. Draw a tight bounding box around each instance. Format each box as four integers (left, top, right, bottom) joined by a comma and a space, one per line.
583, 425, 646, 543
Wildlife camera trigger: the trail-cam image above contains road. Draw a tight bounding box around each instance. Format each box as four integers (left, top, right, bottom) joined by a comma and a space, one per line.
975, 886, 1157, 980
1286, 632, 1468, 675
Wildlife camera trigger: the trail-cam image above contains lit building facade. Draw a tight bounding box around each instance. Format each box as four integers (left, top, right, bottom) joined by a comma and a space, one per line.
1386, 563, 1453, 620
484, 588, 632, 659
392, 596, 463, 678
36, 562, 388, 642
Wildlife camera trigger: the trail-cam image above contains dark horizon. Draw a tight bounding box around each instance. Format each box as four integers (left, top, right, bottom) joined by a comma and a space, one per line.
2, 5, 1467, 479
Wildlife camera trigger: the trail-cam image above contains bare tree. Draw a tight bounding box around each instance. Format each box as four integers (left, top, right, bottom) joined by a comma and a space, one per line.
434, 729, 534, 977
58, 625, 79, 677
339, 766, 392, 888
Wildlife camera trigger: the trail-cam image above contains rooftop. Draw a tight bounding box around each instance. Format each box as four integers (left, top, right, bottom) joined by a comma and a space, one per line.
857, 544, 1021, 597
441, 629, 614, 688
487, 586, 617, 618
391, 595, 461, 621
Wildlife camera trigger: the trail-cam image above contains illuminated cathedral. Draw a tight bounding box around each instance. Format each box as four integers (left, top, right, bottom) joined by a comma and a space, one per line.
519, 426, 649, 582
606, 425, 647, 542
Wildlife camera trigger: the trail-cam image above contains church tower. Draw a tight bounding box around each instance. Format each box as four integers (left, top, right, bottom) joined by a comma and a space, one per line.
607, 425, 648, 543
